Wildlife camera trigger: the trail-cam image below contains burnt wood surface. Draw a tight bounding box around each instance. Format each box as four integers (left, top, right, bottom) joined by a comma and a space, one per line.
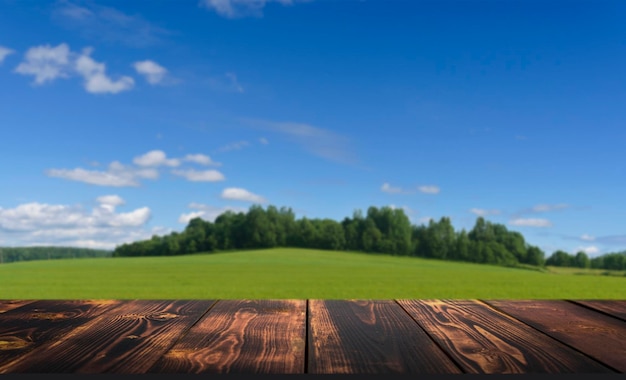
484, 300, 626, 372
0, 299, 623, 374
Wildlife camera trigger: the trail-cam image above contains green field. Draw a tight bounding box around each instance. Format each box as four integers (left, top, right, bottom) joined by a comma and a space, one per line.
0, 248, 624, 299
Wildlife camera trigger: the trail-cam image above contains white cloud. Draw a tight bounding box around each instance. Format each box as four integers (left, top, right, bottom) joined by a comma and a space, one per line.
133, 60, 167, 84
75, 48, 134, 94
0, 197, 164, 250
133, 150, 180, 167
381, 183, 404, 194
172, 169, 225, 182
14, 43, 71, 84
179, 203, 247, 224
184, 154, 221, 166
216, 140, 250, 153
96, 195, 125, 212
0, 46, 14, 64
509, 218, 552, 227
574, 246, 600, 256
221, 187, 267, 203
418, 185, 440, 194
580, 234, 595, 241
259, 137, 269, 145
46, 161, 159, 187
388, 204, 415, 216
531, 203, 569, 213
200, 0, 296, 18
470, 208, 501, 216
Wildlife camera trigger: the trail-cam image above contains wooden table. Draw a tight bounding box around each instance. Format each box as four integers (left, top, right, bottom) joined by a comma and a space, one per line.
0, 299, 624, 374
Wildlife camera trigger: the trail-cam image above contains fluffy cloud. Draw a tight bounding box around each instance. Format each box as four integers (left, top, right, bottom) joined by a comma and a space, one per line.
133, 60, 167, 84
14, 43, 134, 94
75, 48, 134, 94
46, 161, 159, 187
178, 203, 247, 224
508, 218, 552, 227
221, 187, 267, 203
133, 150, 180, 167
0, 196, 165, 249
14, 43, 71, 84
417, 185, 440, 194
172, 169, 225, 182
184, 154, 221, 166
381, 183, 404, 194
470, 208, 501, 216
200, 0, 297, 18
0, 46, 14, 64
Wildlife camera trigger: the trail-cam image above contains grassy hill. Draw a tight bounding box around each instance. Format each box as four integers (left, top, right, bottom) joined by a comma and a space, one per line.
0, 248, 624, 299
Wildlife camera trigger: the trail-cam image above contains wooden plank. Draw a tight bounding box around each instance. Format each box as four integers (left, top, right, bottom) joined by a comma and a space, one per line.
569, 300, 626, 322
397, 300, 614, 374
148, 299, 306, 374
0, 301, 35, 314
485, 300, 626, 372
307, 299, 462, 374
0, 300, 215, 373
0, 300, 123, 371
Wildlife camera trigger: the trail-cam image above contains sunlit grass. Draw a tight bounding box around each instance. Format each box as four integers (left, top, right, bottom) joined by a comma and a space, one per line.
1, 248, 624, 299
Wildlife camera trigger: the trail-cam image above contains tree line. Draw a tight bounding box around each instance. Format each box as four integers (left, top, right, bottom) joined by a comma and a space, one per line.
113, 204, 548, 267
545, 249, 626, 271
0, 246, 112, 264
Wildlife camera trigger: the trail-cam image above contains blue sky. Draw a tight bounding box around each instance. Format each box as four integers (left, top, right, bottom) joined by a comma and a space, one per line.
1, 0, 625, 256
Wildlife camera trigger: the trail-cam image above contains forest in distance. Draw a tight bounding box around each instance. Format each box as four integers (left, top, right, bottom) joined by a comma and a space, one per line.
112, 205, 626, 272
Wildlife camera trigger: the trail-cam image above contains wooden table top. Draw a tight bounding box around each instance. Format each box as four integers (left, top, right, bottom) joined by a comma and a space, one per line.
0, 299, 624, 374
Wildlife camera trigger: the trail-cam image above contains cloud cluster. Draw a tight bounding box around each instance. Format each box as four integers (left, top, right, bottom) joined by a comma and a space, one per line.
381, 183, 440, 195
200, 0, 297, 18
47, 150, 223, 187
508, 218, 553, 228
178, 203, 247, 224
0, 196, 160, 249
13, 43, 168, 94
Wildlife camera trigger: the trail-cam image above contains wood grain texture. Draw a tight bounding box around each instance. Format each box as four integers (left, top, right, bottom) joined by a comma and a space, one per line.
0, 300, 214, 373
0, 301, 35, 314
484, 300, 626, 372
397, 299, 613, 374
308, 299, 462, 374
569, 300, 626, 322
148, 299, 306, 374
0, 300, 123, 372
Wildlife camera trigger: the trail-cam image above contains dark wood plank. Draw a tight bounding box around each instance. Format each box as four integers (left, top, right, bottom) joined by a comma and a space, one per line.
0, 300, 215, 373
397, 299, 614, 374
307, 299, 462, 374
148, 299, 306, 374
0, 301, 35, 314
569, 300, 626, 322
485, 300, 626, 372
0, 300, 123, 372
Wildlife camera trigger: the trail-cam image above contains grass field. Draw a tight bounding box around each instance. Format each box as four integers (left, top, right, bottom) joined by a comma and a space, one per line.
0, 248, 624, 299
